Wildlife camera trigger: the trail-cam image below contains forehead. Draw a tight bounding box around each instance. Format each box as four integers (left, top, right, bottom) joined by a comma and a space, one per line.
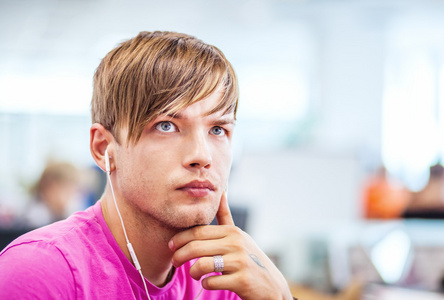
166, 90, 235, 121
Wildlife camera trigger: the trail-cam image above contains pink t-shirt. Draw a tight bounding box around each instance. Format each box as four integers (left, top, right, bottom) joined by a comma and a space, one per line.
0, 201, 240, 300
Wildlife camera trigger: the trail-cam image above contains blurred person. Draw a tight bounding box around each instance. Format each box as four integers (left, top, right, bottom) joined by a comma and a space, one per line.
23, 161, 83, 228
402, 163, 444, 219
0, 31, 295, 299
362, 166, 410, 219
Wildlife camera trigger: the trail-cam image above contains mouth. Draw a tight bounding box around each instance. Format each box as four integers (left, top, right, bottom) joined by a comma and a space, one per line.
177, 180, 215, 198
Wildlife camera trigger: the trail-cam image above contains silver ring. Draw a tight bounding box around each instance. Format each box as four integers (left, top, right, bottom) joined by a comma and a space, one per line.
213, 255, 224, 273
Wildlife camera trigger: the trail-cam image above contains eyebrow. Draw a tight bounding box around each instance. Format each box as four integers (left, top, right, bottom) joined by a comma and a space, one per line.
166, 112, 236, 126
212, 117, 236, 126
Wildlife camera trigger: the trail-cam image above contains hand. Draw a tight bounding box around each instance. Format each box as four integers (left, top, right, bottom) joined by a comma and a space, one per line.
168, 192, 293, 300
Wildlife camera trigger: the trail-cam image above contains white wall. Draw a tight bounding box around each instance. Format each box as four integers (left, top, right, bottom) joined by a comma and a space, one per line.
229, 148, 363, 280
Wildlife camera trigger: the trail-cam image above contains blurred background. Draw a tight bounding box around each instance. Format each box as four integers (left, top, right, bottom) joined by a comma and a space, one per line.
2, 0, 444, 299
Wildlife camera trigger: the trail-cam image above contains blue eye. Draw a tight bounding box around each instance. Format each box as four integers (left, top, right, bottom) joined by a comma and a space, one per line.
156, 121, 176, 132
211, 126, 225, 136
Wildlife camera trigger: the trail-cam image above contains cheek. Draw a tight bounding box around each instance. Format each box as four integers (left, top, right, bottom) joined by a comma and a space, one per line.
118, 150, 171, 193
215, 148, 233, 178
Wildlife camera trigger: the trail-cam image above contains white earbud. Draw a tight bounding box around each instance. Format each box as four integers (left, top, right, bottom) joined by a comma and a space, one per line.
105, 149, 111, 173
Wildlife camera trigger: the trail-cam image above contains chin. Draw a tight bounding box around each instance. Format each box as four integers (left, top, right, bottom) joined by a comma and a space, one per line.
186, 214, 215, 228
174, 209, 216, 230
153, 198, 218, 230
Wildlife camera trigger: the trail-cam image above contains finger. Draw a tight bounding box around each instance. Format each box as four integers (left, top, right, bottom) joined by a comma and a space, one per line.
189, 255, 235, 280
216, 191, 234, 226
202, 272, 243, 292
189, 257, 216, 281
171, 238, 228, 268
169, 225, 230, 252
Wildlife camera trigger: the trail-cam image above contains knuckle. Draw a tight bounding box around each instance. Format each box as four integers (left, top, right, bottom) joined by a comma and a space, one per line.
172, 252, 184, 266
237, 273, 251, 287
236, 255, 249, 270
227, 227, 247, 244
226, 239, 246, 254
205, 257, 214, 271
195, 258, 211, 274
226, 254, 248, 272
190, 257, 213, 280
192, 260, 202, 272
226, 225, 242, 235
190, 261, 203, 280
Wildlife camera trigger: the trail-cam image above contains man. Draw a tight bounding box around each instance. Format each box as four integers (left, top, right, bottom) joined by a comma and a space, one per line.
0, 31, 294, 299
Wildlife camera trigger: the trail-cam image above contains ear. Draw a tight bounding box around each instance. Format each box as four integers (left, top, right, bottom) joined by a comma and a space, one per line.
90, 123, 115, 173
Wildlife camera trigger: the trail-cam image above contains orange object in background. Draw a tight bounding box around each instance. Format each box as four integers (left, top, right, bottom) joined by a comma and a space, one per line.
362, 167, 410, 219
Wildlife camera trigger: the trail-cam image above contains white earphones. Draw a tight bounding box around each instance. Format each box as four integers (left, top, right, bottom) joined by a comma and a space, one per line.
105, 149, 111, 173
104, 149, 151, 300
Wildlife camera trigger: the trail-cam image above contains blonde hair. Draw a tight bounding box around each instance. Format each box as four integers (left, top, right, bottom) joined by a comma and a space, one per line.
91, 31, 239, 144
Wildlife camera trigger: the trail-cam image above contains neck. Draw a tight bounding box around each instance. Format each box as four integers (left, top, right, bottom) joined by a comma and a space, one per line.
100, 187, 177, 287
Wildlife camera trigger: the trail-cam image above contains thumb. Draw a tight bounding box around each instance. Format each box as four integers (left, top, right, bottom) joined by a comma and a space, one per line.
216, 191, 235, 226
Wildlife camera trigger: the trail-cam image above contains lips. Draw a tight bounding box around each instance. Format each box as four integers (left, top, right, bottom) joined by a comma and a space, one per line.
177, 180, 215, 197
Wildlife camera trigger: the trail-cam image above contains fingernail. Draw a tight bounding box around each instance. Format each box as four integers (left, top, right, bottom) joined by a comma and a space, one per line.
168, 239, 174, 250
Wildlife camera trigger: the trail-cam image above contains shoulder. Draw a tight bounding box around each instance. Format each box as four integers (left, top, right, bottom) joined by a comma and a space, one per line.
0, 240, 76, 299
0, 205, 101, 299
3, 203, 101, 253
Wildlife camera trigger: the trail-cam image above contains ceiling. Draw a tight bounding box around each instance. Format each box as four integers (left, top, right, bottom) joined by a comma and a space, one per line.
1, 0, 444, 114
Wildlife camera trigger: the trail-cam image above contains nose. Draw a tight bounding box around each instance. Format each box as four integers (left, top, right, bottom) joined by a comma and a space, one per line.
183, 132, 212, 169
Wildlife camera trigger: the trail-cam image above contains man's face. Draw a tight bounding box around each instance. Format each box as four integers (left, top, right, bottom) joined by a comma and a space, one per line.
114, 91, 235, 230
